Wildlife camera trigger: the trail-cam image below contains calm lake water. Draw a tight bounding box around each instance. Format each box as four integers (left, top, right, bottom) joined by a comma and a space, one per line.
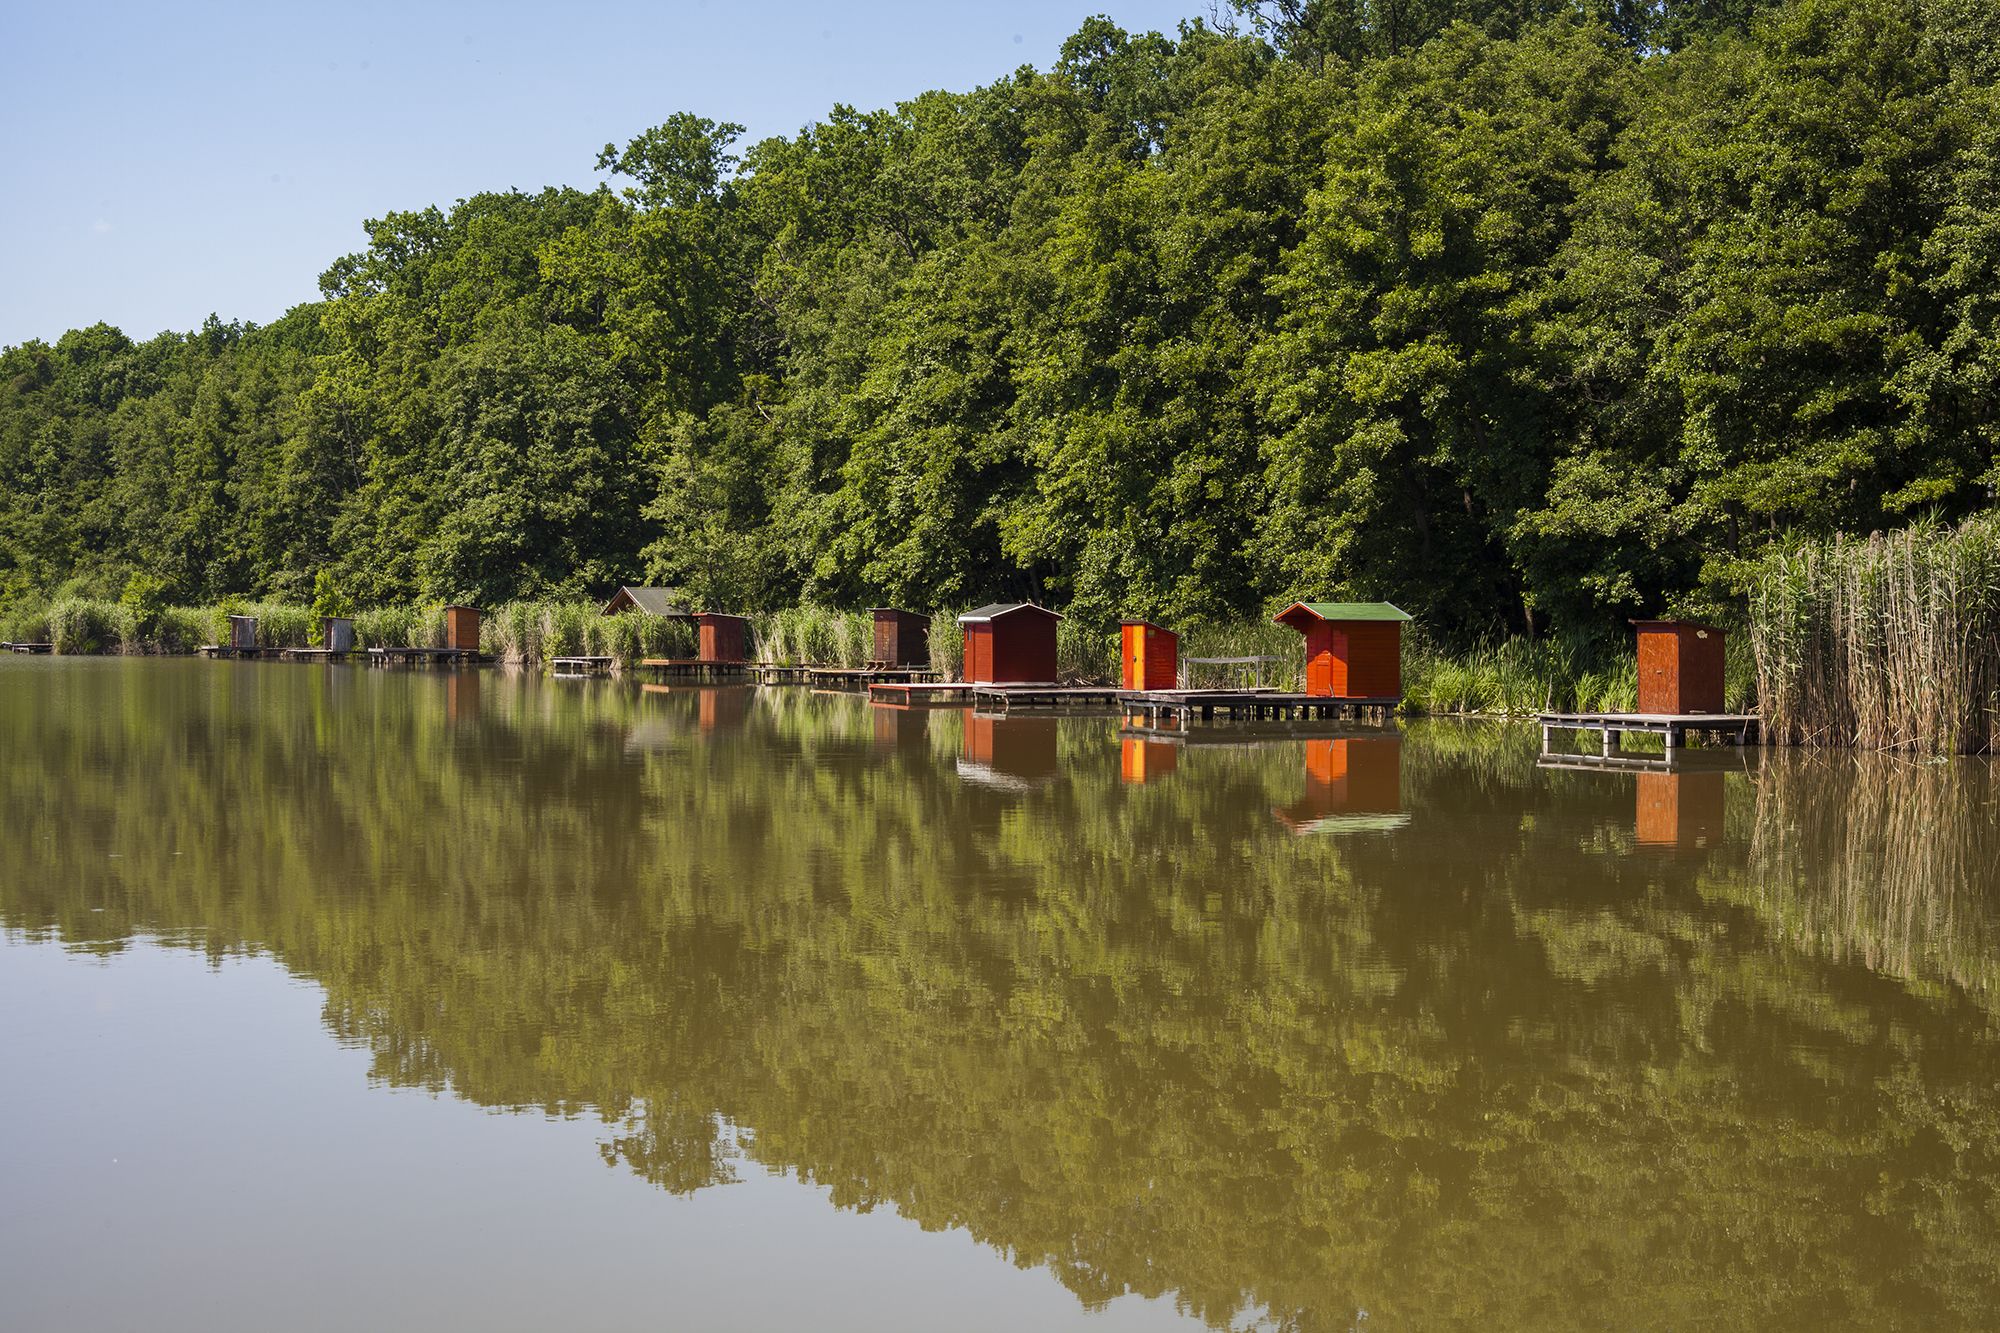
3, 658, 1999, 1331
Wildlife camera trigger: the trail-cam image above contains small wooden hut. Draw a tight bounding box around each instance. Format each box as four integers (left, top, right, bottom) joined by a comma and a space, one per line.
444, 605, 482, 653
1120, 620, 1178, 692
322, 616, 355, 652
697, 613, 751, 664
227, 615, 258, 651
958, 603, 1061, 685
1272, 602, 1411, 698
1632, 620, 1725, 714
601, 587, 690, 618
870, 608, 932, 668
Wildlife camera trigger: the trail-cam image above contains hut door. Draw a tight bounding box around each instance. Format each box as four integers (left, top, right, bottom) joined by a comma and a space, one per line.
1306, 626, 1337, 696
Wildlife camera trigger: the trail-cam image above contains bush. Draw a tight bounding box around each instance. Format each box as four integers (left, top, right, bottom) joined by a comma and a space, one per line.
48, 598, 124, 655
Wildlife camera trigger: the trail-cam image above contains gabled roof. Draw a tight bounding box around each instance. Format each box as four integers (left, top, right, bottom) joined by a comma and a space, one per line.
603, 587, 690, 618
1273, 601, 1412, 625
958, 602, 1063, 624
696, 611, 751, 624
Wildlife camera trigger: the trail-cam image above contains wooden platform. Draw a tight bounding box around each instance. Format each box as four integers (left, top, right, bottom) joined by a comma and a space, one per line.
365, 646, 490, 667
806, 665, 939, 688
972, 685, 1122, 712
1538, 711, 1759, 754
638, 658, 753, 680
198, 644, 273, 659
2, 642, 53, 654
280, 647, 352, 662
868, 681, 979, 705
551, 655, 614, 677
753, 663, 814, 684
1120, 691, 1400, 728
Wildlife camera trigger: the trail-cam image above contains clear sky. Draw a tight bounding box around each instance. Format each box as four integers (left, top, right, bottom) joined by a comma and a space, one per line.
0, 0, 1206, 350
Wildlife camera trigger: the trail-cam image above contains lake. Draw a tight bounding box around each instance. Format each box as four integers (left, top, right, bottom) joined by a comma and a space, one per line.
2, 657, 1997, 1331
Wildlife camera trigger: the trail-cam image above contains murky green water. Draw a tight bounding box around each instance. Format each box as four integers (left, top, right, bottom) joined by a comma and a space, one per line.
3, 659, 1999, 1331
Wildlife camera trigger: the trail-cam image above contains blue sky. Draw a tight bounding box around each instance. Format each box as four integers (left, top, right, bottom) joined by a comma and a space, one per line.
0, 0, 1205, 349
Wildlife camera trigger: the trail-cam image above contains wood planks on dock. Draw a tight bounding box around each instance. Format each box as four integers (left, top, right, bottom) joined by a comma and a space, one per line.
552, 655, 614, 675
1121, 691, 1400, 728
366, 646, 490, 667
1537, 710, 1759, 754
2, 642, 54, 654
638, 658, 753, 680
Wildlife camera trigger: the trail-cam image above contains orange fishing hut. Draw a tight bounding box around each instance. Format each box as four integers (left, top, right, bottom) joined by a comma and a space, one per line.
1272, 602, 1411, 698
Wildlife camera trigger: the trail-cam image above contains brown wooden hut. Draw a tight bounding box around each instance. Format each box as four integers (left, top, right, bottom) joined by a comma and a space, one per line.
1632, 620, 1725, 714
958, 603, 1061, 685
697, 613, 751, 664
322, 616, 355, 652
870, 608, 932, 667
1120, 620, 1178, 692
227, 615, 258, 651
444, 605, 482, 652
1272, 602, 1411, 699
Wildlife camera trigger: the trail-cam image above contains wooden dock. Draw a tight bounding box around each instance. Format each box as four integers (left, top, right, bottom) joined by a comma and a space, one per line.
2, 642, 53, 654
198, 644, 274, 659
753, 663, 813, 684
972, 685, 1123, 712
638, 658, 753, 681
1538, 710, 1759, 754
869, 681, 979, 705
807, 665, 939, 688
279, 647, 352, 662
552, 655, 614, 676
1120, 690, 1400, 728
365, 646, 490, 667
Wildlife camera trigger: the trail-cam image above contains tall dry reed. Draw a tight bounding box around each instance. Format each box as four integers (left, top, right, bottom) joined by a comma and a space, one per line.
1751, 515, 2000, 752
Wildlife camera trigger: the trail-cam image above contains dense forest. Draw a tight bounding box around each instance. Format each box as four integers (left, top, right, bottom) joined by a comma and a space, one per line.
2, 0, 1996, 642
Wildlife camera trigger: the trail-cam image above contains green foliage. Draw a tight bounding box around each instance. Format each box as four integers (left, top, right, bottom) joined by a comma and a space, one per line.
48, 597, 123, 654
119, 572, 170, 642
3, 1, 1998, 647
310, 570, 353, 623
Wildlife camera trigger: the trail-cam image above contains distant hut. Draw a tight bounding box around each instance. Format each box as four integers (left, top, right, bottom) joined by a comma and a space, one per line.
870, 608, 932, 668
227, 615, 258, 651
697, 613, 751, 664
443, 605, 482, 653
958, 603, 1061, 685
1272, 602, 1412, 699
1632, 620, 1725, 714
601, 586, 690, 619
1120, 620, 1178, 692
322, 616, 355, 652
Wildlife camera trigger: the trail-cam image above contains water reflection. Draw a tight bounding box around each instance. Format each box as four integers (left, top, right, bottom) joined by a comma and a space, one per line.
2, 661, 1999, 1330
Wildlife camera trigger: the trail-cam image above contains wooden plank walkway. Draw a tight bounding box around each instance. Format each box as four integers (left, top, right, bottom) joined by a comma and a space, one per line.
805, 665, 939, 688
638, 658, 753, 681
2, 642, 54, 654
198, 644, 273, 659
869, 681, 979, 704
365, 646, 490, 667
1537, 711, 1759, 754
1120, 691, 1400, 728
279, 647, 352, 662
973, 685, 1122, 712
552, 655, 613, 675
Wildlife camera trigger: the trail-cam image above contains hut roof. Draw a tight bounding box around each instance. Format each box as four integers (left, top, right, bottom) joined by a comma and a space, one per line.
957, 602, 1063, 624
1630, 618, 1722, 633
1273, 601, 1412, 625
604, 586, 690, 618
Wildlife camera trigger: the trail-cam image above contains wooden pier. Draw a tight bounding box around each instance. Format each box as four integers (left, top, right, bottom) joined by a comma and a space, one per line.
807, 665, 940, 688
868, 681, 979, 705
365, 646, 490, 667
638, 658, 753, 681
753, 663, 813, 684
1120, 690, 1400, 729
198, 643, 274, 660
279, 647, 352, 662
972, 685, 1123, 712
1538, 710, 1759, 755
2, 642, 53, 654
552, 655, 613, 676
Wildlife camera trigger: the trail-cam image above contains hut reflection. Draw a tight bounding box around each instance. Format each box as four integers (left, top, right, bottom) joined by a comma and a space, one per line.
1274, 737, 1405, 834
1635, 769, 1727, 849
1119, 737, 1179, 785
957, 712, 1061, 791
446, 670, 481, 724
871, 704, 933, 755
697, 686, 752, 734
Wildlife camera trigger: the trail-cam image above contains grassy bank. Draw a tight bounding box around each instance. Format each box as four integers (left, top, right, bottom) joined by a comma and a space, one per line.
1751, 515, 2000, 753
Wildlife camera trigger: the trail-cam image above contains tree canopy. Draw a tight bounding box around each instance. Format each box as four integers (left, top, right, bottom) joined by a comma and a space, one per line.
3, 0, 1995, 640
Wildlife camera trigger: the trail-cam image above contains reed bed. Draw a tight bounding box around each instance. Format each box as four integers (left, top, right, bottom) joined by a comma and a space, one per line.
754, 606, 873, 668
483, 601, 694, 667
1751, 515, 2000, 753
